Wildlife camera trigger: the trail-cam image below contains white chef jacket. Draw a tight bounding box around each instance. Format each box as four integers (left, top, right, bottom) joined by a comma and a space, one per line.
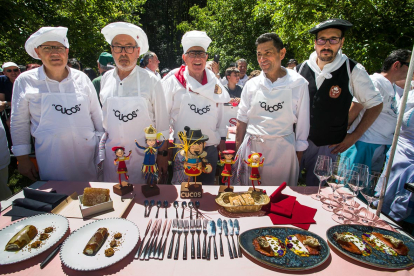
237, 69, 310, 151
302, 50, 382, 110
221, 74, 248, 87
145, 67, 161, 80
162, 67, 228, 147
0, 120, 10, 170
349, 73, 398, 145
11, 66, 104, 156
100, 66, 169, 137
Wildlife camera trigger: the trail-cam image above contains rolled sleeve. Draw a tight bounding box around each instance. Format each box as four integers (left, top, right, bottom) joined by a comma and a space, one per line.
236, 85, 250, 123
352, 64, 382, 109
294, 84, 310, 151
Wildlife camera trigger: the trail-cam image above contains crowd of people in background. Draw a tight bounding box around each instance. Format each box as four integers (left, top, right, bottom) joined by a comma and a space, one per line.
0, 18, 413, 225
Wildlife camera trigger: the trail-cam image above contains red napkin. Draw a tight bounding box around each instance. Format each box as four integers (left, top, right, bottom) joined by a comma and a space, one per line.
264, 182, 318, 230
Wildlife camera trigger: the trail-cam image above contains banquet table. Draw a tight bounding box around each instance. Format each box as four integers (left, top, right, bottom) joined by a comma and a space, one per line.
1, 182, 413, 276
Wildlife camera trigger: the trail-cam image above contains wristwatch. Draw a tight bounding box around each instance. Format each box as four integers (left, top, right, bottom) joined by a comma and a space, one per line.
158, 150, 168, 157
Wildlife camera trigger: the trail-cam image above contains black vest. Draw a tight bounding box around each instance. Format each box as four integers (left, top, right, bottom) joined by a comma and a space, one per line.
297, 59, 356, 147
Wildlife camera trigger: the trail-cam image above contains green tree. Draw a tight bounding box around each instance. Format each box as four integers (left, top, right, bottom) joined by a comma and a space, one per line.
0, 0, 146, 69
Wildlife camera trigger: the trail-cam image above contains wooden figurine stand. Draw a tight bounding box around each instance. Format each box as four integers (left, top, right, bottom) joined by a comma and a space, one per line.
248, 187, 264, 193
113, 181, 133, 196
142, 184, 160, 198
180, 182, 203, 198
219, 185, 234, 194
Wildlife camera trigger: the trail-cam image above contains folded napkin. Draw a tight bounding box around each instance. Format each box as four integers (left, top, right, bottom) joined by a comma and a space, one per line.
4, 188, 67, 221
263, 182, 317, 230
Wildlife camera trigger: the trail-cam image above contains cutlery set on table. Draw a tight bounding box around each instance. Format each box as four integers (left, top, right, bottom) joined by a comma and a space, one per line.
144, 200, 201, 219
135, 217, 242, 261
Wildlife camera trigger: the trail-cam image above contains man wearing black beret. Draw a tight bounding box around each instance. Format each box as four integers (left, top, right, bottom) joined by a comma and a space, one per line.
297, 18, 383, 186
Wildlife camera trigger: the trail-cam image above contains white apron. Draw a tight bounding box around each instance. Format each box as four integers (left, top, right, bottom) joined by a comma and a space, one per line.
32, 80, 98, 181
103, 71, 152, 184
232, 84, 299, 186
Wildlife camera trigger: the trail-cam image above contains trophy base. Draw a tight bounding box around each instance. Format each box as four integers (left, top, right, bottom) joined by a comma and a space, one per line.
219, 185, 234, 194
141, 184, 160, 198
113, 181, 133, 196
180, 182, 203, 198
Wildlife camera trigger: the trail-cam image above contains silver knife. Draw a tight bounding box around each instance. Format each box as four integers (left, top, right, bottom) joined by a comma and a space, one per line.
228, 219, 238, 258
217, 218, 224, 257
234, 219, 242, 257
206, 220, 212, 260
211, 220, 218, 259
223, 220, 233, 259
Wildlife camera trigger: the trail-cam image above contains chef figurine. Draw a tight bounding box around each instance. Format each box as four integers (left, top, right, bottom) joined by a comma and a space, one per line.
135, 125, 165, 187
219, 150, 238, 191
243, 152, 265, 191
175, 126, 212, 189
113, 147, 132, 185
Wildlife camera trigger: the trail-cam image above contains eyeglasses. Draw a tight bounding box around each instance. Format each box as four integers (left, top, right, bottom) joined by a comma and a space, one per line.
400, 61, 410, 67
37, 45, 67, 53
185, 51, 207, 58
5, 69, 19, 73
315, 37, 342, 45
111, 45, 138, 54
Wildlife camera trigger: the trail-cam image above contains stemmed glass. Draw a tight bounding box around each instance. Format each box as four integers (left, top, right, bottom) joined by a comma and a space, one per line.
344, 171, 362, 211
351, 163, 369, 189
336, 155, 351, 172
360, 173, 383, 226
311, 155, 332, 201
323, 162, 345, 211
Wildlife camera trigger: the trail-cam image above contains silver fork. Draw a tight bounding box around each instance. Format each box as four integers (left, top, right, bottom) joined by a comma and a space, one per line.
183, 220, 189, 260
174, 219, 183, 260
190, 220, 196, 259
167, 219, 178, 259
196, 219, 202, 259
202, 219, 208, 259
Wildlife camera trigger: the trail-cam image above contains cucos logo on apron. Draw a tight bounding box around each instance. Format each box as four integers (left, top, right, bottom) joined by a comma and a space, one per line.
188, 104, 211, 115
52, 104, 81, 115
113, 109, 139, 122
259, 101, 284, 113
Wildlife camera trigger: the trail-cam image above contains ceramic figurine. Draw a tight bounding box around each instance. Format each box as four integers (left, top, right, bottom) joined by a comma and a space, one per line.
243, 152, 265, 191
135, 124, 165, 187
112, 147, 132, 185
219, 150, 238, 191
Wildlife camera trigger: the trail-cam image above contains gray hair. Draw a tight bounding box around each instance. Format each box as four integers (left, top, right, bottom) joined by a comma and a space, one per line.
236, 59, 247, 66
142, 51, 156, 67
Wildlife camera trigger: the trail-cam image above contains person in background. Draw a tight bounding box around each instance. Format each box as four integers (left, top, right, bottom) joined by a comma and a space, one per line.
0, 62, 21, 149
224, 67, 242, 104
0, 119, 12, 200
142, 51, 161, 79
160, 68, 170, 78
11, 26, 103, 181
26, 63, 41, 71
67, 57, 81, 70
286, 59, 298, 69
343, 49, 411, 172
83, 67, 97, 81
0, 68, 3, 76
92, 52, 115, 102
247, 70, 261, 81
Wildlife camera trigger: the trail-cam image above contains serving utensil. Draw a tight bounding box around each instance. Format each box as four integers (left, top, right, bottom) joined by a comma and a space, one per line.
183, 220, 189, 260
223, 220, 234, 259
174, 220, 183, 260
147, 200, 155, 217
196, 219, 202, 259
217, 218, 224, 257
234, 219, 242, 257
40, 243, 61, 269
159, 219, 172, 260
140, 219, 159, 260
154, 219, 168, 259
195, 201, 200, 219
202, 219, 208, 259
188, 202, 194, 220
190, 220, 196, 259
181, 201, 187, 219
167, 219, 178, 259
174, 201, 179, 218
164, 200, 168, 219
156, 200, 162, 219
229, 219, 238, 258
135, 219, 152, 259
144, 200, 149, 217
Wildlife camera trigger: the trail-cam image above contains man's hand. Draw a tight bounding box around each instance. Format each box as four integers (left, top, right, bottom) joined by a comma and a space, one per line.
329, 133, 359, 154
296, 151, 304, 163
17, 156, 38, 181
218, 139, 226, 152
0, 101, 6, 112
235, 120, 247, 152
211, 61, 220, 75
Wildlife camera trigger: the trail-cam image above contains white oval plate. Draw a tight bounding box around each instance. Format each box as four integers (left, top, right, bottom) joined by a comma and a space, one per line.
0, 213, 69, 265
60, 218, 139, 271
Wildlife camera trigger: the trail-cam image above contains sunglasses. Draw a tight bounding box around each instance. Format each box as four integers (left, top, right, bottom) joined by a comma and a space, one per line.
5, 68, 19, 73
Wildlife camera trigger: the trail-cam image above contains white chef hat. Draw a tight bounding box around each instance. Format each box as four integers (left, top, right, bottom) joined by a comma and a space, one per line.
25, 27, 69, 60
2, 62, 18, 69
182, 31, 212, 53
101, 22, 149, 54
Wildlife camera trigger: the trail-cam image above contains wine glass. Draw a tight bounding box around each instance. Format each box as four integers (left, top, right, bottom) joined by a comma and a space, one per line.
311, 155, 332, 201
360, 173, 383, 226
351, 163, 369, 187
336, 155, 351, 172
323, 162, 345, 212
345, 171, 362, 211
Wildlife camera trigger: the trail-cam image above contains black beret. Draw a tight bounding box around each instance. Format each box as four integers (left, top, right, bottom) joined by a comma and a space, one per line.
309, 18, 353, 34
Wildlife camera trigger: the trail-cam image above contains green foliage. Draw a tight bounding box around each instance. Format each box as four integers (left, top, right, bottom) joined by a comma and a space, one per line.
0, 0, 146, 69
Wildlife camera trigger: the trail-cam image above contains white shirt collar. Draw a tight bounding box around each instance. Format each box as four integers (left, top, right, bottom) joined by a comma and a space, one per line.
39, 65, 72, 83
112, 65, 138, 82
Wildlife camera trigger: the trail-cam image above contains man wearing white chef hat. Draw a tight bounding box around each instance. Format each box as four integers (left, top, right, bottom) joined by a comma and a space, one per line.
100, 22, 169, 184
162, 30, 230, 185
10, 26, 104, 181
232, 33, 310, 186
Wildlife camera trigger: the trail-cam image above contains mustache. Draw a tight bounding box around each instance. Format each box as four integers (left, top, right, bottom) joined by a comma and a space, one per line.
321, 49, 333, 54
